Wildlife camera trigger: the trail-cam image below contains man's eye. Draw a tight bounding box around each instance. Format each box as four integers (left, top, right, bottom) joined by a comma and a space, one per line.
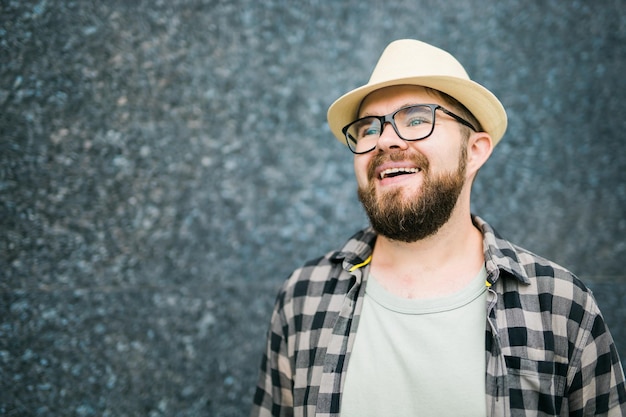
362, 127, 380, 136
407, 118, 428, 127
356, 123, 380, 138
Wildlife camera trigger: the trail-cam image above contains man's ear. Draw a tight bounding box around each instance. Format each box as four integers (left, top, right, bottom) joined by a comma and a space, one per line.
466, 132, 493, 176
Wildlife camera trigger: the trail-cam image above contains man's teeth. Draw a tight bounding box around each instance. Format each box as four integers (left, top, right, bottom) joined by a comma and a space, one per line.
379, 167, 420, 179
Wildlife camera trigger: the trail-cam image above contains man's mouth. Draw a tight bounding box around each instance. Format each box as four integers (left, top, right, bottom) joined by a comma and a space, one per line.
379, 167, 421, 180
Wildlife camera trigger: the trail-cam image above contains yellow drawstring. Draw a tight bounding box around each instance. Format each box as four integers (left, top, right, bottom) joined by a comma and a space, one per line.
349, 255, 372, 272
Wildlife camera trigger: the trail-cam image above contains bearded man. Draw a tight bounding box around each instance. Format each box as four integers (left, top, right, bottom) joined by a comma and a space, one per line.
251, 39, 626, 417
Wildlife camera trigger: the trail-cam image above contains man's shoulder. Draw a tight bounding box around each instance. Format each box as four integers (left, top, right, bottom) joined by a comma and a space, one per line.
477, 216, 595, 310
477, 217, 579, 281
278, 227, 376, 299
502, 242, 594, 303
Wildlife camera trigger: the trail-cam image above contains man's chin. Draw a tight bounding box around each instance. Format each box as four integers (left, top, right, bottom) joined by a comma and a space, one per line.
374, 187, 418, 207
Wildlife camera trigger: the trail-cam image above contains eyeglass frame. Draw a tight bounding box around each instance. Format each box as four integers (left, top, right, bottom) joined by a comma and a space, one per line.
341, 104, 478, 154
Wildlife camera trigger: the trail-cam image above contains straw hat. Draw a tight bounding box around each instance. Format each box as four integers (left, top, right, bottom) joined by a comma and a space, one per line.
327, 39, 507, 146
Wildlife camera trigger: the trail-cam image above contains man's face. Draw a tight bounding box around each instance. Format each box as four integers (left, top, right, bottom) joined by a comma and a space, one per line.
354, 85, 470, 242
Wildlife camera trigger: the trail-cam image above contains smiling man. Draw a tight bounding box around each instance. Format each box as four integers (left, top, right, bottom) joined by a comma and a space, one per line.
251, 39, 626, 417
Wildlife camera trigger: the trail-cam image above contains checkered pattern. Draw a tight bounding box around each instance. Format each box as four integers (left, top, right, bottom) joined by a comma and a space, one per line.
251, 216, 626, 416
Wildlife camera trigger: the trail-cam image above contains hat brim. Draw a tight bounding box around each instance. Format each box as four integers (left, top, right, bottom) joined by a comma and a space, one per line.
327, 75, 507, 147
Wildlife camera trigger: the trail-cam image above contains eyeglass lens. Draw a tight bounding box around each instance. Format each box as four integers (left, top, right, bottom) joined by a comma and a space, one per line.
345, 105, 436, 154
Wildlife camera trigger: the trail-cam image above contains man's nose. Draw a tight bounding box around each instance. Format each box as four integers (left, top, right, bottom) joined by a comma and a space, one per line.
376, 122, 408, 152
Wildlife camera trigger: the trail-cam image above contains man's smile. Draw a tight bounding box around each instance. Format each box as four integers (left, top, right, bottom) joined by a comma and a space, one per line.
378, 167, 421, 180
371, 157, 426, 186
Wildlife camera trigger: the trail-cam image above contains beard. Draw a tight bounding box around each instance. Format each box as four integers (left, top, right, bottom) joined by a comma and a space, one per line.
357, 147, 467, 243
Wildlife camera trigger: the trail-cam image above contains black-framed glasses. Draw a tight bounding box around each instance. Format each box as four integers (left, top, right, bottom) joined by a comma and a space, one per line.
342, 104, 477, 154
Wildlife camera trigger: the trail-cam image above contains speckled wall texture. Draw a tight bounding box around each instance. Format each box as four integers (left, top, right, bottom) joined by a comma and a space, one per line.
1, 0, 625, 416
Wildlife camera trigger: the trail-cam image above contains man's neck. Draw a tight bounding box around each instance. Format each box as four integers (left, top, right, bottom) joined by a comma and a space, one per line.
369, 212, 485, 299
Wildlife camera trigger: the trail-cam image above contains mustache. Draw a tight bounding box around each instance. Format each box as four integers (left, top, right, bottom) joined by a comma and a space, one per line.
366, 150, 430, 181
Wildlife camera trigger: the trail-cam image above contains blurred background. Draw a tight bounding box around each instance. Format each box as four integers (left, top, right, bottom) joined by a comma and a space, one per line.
1, 0, 625, 416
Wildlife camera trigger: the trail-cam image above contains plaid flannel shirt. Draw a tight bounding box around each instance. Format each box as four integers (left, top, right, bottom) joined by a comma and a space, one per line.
251, 216, 626, 416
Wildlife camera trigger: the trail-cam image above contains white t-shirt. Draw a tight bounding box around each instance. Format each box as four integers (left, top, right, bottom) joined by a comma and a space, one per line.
341, 266, 488, 416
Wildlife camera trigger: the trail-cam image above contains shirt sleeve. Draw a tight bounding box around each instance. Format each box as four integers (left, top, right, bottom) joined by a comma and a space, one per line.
250, 289, 294, 417
566, 295, 626, 416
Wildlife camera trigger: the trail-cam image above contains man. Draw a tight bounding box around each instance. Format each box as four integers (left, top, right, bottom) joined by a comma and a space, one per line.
251, 39, 626, 416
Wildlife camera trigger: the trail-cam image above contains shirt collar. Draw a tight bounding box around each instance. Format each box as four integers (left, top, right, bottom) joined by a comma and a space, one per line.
329, 228, 377, 272
329, 216, 531, 286
472, 215, 531, 286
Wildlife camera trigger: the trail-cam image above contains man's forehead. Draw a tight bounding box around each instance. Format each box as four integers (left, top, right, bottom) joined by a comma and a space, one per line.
359, 85, 441, 115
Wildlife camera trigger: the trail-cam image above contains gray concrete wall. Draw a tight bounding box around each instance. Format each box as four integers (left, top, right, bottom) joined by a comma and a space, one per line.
1, 0, 625, 416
